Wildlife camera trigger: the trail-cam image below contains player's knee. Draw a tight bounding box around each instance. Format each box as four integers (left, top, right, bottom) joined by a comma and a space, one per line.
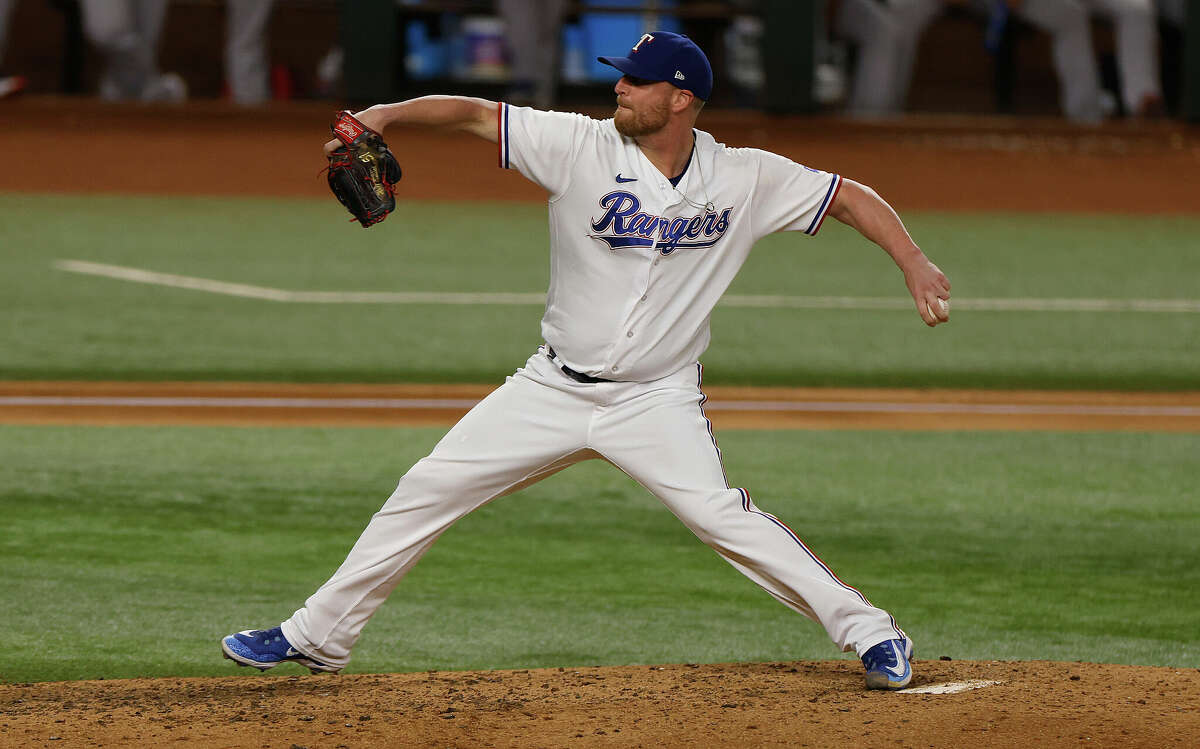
377, 461, 489, 513
683, 489, 746, 548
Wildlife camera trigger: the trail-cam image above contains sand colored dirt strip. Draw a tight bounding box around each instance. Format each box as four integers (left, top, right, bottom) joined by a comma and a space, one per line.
1, 381, 1198, 432
2, 660, 1197, 748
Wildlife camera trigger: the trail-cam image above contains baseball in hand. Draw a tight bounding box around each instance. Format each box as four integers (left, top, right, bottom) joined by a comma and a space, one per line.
927, 298, 949, 319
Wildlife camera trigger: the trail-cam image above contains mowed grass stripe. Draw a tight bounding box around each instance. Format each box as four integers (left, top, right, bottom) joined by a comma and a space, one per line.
54, 259, 1200, 313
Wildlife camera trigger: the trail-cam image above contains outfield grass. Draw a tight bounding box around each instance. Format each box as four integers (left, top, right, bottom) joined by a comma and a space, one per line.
2, 424, 1196, 683
2, 193, 1198, 388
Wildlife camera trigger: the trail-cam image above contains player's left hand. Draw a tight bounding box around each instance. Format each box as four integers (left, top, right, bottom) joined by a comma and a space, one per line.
324, 107, 389, 156
902, 257, 951, 327
325, 110, 403, 228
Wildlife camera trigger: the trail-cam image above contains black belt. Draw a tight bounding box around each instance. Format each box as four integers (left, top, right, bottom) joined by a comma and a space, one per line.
546, 346, 612, 384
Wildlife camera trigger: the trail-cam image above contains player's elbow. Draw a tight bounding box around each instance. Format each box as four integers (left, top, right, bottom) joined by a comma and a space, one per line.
454, 98, 500, 142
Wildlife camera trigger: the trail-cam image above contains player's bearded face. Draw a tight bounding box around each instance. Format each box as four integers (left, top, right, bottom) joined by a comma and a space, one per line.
613, 89, 672, 137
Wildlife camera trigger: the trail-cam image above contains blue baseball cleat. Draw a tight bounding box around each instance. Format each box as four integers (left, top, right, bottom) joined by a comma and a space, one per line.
221, 626, 340, 674
861, 637, 913, 690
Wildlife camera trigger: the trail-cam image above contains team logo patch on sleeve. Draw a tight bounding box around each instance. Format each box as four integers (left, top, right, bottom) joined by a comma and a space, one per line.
589, 190, 732, 255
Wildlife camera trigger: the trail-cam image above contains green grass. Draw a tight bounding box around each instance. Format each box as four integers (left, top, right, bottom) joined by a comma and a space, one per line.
2, 193, 1198, 388
2, 424, 1196, 682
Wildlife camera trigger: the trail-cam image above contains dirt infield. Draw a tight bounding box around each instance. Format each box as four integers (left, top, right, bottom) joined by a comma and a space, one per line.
3, 660, 1198, 748
2, 381, 1199, 432
2, 96, 1199, 213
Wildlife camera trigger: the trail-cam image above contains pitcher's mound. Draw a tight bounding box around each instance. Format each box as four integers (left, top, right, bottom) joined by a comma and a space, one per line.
3, 659, 1197, 747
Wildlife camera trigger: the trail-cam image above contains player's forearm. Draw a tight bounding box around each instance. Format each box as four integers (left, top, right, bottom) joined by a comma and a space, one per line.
829, 179, 925, 271
356, 96, 497, 135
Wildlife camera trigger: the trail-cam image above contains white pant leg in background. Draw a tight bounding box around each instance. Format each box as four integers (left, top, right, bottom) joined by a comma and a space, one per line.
835, 0, 908, 115
1083, 0, 1161, 112
79, 0, 169, 100
225, 0, 274, 105
497, 0, 567, 108
1010, 0, 1105, 122
590, 364, 906, 657
872, 0, 948, 115
283, 352, 598, 667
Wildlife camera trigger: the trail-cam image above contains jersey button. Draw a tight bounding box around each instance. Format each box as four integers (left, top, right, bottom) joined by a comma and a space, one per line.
611, 365, 620, 373
626, 330, 634, 337
640, 294, 648, 302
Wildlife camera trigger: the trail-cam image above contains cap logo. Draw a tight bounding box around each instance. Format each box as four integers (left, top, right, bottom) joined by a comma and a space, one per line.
675, 71, 685, 80
632, 33, 654, 52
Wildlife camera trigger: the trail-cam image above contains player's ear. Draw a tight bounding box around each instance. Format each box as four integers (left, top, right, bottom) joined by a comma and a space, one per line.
673, 89, 694, 114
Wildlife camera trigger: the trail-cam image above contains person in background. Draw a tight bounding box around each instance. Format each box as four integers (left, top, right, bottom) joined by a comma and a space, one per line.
79, 0, 186, 102
832, 0, 910, 116
836, 0, 1107, 123
0, 0, 26, 98
1081, 0, 1163, 116
497, 0, 566, 109
225, 0, 274, 105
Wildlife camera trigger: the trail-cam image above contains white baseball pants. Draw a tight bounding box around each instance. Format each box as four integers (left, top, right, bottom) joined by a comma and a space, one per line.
225, 0, 275, 105
883, 0, 1105, 123
1083, 0, 1162, 113
283, 348, 905, 668
79, 0, 168, 101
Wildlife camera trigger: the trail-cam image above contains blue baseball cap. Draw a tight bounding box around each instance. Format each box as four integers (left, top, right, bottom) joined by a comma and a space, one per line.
598, 31, 713, 101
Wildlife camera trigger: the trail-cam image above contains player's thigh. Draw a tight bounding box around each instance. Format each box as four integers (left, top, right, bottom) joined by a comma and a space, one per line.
591, 379, 770, 550
400, 364, 593, 501
591, 374, 730, 499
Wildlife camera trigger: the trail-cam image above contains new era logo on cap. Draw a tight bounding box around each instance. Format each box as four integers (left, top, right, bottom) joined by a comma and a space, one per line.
675, 71, 685, 81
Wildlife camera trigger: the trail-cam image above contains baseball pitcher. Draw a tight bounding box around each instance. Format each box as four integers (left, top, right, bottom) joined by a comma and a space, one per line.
223, 31, 951, 690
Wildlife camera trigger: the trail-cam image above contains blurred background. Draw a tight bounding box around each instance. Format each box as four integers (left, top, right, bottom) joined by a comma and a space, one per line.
0, 0, 1196, 121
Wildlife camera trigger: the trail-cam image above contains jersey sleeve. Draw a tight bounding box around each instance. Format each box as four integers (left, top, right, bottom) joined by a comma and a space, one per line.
748, 149, 843, 237
498, 103, 595, 198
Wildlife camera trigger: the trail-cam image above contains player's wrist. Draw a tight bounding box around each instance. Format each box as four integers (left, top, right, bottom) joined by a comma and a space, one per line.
889, 243, 926, 271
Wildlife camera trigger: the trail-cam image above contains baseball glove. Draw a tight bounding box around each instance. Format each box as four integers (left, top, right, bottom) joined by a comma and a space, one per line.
326, 110, 402, 228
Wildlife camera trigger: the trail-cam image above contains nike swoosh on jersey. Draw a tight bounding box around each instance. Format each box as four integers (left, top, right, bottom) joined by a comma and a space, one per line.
615, 174, 637, 183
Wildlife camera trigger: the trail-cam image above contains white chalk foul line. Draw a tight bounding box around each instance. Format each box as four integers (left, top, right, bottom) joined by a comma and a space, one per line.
52, 260, 544, 305
55, 260, 1200, 313
2, 396, 1198, 417
898, 679, 1003, 695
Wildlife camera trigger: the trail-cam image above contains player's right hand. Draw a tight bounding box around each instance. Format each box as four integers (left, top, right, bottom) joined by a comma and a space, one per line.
902, 257, 951, 327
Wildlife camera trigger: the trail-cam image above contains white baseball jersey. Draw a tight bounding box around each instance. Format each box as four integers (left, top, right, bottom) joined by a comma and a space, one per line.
498, 103, 843, 382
